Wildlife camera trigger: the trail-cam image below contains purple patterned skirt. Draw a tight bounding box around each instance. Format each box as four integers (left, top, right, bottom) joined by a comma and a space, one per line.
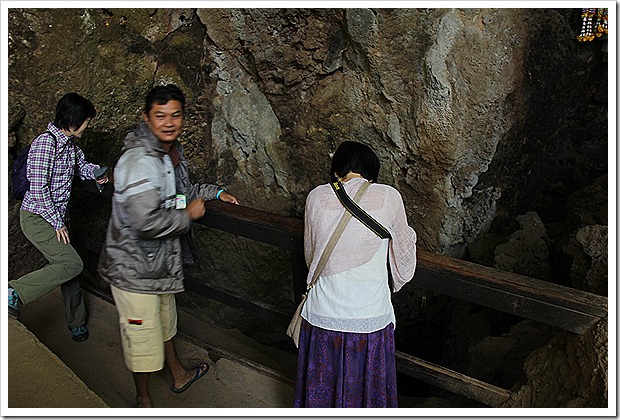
293, 319, 398, 408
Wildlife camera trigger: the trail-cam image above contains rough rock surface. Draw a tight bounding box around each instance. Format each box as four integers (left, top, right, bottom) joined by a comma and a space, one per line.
573, 225, 608, 295
500, 317, 608, 408
494, 211, 551, 280
7, 8, 608, 407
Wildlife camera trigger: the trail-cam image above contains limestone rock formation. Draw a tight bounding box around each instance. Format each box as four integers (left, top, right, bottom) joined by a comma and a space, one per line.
7, 8, 608, 408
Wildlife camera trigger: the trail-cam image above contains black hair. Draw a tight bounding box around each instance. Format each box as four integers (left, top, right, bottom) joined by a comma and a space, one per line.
330, 141, 380, 183
144, 84, 186, 114
54, 93, 96, 130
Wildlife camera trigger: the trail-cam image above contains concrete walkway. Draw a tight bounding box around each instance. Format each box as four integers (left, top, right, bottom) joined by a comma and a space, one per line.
5, 286, 454, 414
7, 317, 108, 409
6, 287, 297, 413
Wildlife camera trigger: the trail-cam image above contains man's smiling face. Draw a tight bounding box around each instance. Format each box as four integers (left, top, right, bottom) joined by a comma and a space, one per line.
143, 100, 184, 145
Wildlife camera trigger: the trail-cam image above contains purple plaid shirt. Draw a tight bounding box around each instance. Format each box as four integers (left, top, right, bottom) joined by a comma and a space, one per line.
21, 123, 99, 231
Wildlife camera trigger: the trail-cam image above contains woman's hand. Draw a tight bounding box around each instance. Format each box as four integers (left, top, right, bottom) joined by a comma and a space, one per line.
219, 192, 239, 205
56, 226, 70, 244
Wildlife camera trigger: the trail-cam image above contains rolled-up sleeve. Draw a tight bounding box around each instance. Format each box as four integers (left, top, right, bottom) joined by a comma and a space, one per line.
74, 146, 99, 180
187, 182, 220, 201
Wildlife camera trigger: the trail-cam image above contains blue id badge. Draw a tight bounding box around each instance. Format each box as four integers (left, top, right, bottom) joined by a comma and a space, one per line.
175, 194, 187, 210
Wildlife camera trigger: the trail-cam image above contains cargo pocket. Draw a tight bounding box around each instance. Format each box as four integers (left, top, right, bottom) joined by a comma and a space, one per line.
120, 321, 164, 372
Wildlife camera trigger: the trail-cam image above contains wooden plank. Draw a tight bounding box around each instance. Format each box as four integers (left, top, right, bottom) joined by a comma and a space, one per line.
395, 350, 511, 407
417, 250, 608, 317
202, 200, 304, 235
199, 201, 308, 305
414, 269, 601, 334
201, 201, 304, 252
184, 275, 291, 325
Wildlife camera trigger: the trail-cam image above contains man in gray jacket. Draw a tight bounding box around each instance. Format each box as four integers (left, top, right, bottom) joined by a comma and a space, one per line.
98, 84, 238, 408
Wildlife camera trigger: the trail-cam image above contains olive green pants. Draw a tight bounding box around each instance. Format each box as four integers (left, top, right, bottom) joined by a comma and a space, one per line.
9, 210, 87, 329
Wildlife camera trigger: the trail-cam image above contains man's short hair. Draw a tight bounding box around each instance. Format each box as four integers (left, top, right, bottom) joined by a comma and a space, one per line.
330, 141, 381, 183
54, 93, 96, 131
144, 84, 186, 114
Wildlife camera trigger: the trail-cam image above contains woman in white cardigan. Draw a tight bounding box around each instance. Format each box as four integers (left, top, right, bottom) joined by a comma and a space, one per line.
294, 141, 417, 407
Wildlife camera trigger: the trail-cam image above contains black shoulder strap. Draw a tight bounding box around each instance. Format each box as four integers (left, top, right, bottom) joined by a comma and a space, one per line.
44, 130, 58, 151
43, 131, 61, 175
330, 181, 391, 239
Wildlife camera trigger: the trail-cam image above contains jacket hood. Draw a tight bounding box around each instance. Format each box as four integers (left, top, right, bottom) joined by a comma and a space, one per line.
122, 122, 169, 155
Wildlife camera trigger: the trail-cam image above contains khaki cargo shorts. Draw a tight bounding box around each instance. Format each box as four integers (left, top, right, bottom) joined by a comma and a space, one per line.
111, 286, 178, 373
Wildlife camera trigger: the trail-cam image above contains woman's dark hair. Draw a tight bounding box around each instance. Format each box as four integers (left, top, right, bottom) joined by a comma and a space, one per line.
54, 93, 96, 130
330, 141, 380, 183
144, 84, 186, 114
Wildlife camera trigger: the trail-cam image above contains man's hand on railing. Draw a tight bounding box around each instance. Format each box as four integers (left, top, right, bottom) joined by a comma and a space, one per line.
186, 198, 206, 220
218, 192, 239, 205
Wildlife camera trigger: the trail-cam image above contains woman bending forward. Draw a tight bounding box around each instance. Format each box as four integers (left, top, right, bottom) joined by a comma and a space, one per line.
294, 141, 417, 408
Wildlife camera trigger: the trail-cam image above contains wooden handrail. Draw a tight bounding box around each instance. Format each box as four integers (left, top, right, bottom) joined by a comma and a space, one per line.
73, 179, 608, 406
198, 200, 607, 334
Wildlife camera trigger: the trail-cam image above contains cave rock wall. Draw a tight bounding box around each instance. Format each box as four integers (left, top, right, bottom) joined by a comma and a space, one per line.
9, 8, 569, 252
7, 8, 608, 408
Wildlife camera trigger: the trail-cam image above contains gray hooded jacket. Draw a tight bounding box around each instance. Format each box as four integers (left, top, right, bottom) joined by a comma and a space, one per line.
98, 122, 220, 294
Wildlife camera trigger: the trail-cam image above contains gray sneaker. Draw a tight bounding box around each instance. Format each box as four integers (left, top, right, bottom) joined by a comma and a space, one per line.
8, 287, 20, 319
69, 325, 89, 342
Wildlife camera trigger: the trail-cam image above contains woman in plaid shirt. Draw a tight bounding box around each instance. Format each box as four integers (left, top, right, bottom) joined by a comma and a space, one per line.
8, 93, 108, 342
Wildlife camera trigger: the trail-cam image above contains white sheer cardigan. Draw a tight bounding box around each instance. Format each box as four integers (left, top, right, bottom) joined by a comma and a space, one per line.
301, 177, 417, 333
